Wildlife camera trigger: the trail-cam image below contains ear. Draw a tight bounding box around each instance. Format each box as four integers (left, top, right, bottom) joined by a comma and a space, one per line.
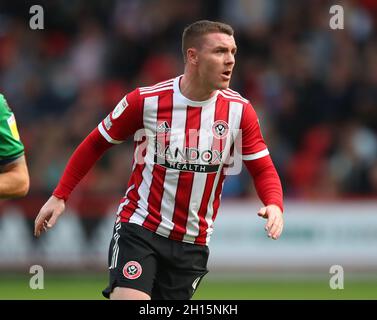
187, 48, 198, 65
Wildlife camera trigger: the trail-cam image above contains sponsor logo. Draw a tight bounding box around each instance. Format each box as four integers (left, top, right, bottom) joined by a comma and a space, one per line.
156, 121, 171, 133
154, 141, 223, 173
123, 261, 142, 280
155, 156, 220, 173
104, 115, 113, 130
212, 120, 229, 139
7, 114, 20, 141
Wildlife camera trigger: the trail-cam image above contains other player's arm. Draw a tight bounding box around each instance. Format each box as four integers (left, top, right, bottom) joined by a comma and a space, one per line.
0, 155, 29, 198
240, 103, 284, 240
34, 89, 143, 237
0, 95, 29, 198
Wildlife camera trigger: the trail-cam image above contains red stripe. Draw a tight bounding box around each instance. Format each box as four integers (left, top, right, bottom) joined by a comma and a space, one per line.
195, 97, 230, 244
139, 79, 174, 91
120, 99, 146, 222
142, 92, 173, 231
139, 84, 174, 95
120, 162, 145, 222
211, 173, 226, 222
193, 173, 216, 245
169, 106, 202, 241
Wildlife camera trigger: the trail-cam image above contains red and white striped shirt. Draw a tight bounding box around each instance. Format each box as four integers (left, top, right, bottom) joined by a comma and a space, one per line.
97, 76, 270, 245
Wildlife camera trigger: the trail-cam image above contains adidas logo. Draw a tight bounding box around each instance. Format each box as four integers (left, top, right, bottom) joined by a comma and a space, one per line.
157, 121, 171, 133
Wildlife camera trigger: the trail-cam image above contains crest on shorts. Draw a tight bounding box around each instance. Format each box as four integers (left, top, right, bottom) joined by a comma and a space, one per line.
212, 120, 229, 139
123, 261, 142, 280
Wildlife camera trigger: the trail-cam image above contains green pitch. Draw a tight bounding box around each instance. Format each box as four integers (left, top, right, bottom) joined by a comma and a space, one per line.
0, 273, 376, 300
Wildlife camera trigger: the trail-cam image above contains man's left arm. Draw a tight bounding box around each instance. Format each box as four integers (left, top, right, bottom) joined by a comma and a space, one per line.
239, 102, 284, 240
244, 156, 283, 240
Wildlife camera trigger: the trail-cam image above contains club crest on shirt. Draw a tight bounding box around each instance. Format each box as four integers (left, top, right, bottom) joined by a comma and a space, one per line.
212, 120, 229, 139
112, 97, 128, 119
123, 261, 142, 280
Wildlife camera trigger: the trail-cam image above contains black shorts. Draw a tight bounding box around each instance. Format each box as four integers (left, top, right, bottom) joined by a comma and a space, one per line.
102, 222, 209, 300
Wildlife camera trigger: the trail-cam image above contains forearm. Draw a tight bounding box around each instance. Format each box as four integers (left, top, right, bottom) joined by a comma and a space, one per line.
0, 156, 29, 198
244, 156, 284, 212
53, 128, 113, 201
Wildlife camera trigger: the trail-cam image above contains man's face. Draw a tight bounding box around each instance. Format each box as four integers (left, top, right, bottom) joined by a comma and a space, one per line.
195, 32, 237, 90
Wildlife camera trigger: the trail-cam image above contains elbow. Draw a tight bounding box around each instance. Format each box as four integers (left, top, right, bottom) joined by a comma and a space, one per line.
18, 175, 30, 197
18, 180, 30, 197
12, 175, 30, 198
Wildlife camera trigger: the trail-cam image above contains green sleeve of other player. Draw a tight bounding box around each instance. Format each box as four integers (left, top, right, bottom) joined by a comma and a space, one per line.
0, 94, 25, 164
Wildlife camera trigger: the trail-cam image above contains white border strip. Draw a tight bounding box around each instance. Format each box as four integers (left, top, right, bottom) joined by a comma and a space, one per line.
242, 148, 269, 160
97, 123, 124, 144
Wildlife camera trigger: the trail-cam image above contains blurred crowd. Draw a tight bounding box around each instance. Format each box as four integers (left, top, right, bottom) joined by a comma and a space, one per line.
1, 0, 377, 203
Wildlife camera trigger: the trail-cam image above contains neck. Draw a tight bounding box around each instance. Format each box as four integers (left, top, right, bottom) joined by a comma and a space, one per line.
180, 71, 216, 101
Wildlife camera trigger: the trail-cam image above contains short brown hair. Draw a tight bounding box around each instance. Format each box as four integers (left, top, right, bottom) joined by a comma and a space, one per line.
182, 20, 234, 63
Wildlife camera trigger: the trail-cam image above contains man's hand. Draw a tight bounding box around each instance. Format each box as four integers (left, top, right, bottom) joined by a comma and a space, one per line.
257, 204, 284, 240
34, 195, 65, 237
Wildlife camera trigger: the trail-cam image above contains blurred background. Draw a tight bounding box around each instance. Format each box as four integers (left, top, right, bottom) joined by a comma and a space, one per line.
0, 0, 376, 299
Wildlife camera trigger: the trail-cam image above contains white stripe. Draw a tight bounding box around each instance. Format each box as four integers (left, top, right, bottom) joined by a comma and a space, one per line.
220, 91, 249, 104
223, 89, 241, 97
115, 184, 134, 215
182, 102, 216, 243
111, 246, 118, 269
226, 88, 247, 98
205, 178, 226, 245
97, 123, 124, 144
139, 83, 173, 93
224, 91, 249, 103
132, 136, 146, 172
110, 223, 122, 269
155, 94, 187, 237
139, 80, 173, 92
129, 160, 155, 225
139, 79, 174, 91
227, 101, 243, 151
228, 101, 243, 135
139, 86, 173, 96
115, 199, 129, 216
112, 235, 120, 268
203, 167, 223, 244
242, 148, 270, 160
129, 96, 159, 225
114, 247, 119, 269
219, 91, 249, 104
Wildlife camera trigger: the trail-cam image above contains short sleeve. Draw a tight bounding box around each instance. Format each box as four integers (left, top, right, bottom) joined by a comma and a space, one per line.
0, 94, 24, 165
97, 88, 144, 144
240, 103, 269, 161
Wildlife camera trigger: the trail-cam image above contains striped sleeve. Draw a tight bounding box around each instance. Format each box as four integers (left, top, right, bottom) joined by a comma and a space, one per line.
98, 88, 143, 143
240, 103, 269, 160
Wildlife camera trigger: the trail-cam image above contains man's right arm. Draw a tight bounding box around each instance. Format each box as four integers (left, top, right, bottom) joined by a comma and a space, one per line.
52, 128, 113, 201
34, 128, 113, 237
34, 89, 144, 237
